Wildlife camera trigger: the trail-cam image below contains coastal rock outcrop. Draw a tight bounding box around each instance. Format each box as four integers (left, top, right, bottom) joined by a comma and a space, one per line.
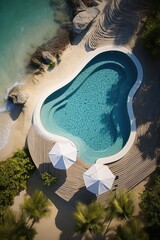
41, 51, 57, 64
8, 87, 29, 105
73, 6, 100, 33
30, 27, 70, 69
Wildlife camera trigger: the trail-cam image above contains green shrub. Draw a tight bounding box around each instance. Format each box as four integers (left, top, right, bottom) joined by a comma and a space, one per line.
140, 166, 160, 239
140, 0, 160, 57
48, 61, 56, 70
0, 150, 35, 216
41, 172, 57, 187
141, 14, 160, 57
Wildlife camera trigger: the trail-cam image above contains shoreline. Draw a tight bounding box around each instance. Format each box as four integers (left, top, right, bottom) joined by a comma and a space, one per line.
0, 1, 157, 239
0, 40, 136, 162
0, 43, 91, 161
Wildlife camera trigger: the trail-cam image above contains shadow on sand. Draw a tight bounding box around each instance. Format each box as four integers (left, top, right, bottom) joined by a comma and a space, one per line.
131, 41, 160, 161
26, 168, 96, 240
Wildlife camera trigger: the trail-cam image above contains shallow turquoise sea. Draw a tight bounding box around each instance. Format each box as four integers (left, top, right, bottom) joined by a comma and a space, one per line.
0, 0, 67, 150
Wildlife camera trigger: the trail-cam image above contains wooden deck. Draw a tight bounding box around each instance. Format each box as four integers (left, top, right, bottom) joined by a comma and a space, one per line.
27, 43, 160, 205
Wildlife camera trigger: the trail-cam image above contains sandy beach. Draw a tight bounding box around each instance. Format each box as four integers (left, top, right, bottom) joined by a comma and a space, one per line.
0, 0, 154, 238
0, 42, 91, 160
11, 170, 147, 240
1, 40, 148, 239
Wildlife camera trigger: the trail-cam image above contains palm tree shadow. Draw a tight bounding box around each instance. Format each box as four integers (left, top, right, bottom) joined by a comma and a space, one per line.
136, 119, 160, 161
130, 41, 160, 161
26, 170, 78, 240
89, 0, 147, 47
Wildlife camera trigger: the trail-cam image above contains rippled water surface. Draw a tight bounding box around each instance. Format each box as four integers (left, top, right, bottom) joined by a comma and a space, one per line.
41, 51, 138, 164
0, 0, 67, 150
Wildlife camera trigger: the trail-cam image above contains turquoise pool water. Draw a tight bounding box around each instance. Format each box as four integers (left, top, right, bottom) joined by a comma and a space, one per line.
41, 51, 138, 164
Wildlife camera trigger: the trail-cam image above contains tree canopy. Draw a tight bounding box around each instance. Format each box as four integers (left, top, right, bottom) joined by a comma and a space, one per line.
140, 167, 160, 239
141, 0, 160, 57
107, 189, 134, 221
73, 201, 106, 239
0, 150, 35, 217
114, 218, 149, 240
20, 190, 51, 228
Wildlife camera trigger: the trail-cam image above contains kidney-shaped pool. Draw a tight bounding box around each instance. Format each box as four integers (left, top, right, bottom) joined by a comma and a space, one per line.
34, 46, 143, 165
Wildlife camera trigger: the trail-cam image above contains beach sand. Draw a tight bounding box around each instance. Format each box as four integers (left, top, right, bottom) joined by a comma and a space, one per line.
11, 170, 147, 240
7, 41, 148, 240
0, 8, 149, 238
0, 42, 90, 161
11, 174, 148, 240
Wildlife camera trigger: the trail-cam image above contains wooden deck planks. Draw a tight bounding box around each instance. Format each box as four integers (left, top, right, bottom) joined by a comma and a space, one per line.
27, 121, 157, 205
27, 36, 160, 205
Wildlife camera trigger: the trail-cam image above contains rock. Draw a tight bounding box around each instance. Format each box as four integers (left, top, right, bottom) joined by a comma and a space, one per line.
73, 7, 100, 33
39, 63, 46, 72
41, 51, 57, 64
30, 57, 41, 67
30, 27, 70, 68
8, 87, 29, 105
33, 69, 42, 75
81, 0, 99, 7
33, 64, 46, 75
71, 0, 87, 15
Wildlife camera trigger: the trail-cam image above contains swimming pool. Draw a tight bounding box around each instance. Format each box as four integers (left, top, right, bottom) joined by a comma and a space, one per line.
34, 46, 143, 165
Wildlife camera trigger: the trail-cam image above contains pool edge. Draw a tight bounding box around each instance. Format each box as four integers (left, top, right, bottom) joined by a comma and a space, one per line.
33, 45, 143, 165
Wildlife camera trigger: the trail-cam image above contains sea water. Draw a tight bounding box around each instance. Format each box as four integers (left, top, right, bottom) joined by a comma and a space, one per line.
0, 0, 68, 151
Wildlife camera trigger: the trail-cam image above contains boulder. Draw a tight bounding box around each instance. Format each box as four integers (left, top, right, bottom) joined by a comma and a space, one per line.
33, 64, 46, 75
8, 87, 29, 105
73, 7, 100, 33
30, 57, 41, 67
41, 51, 57, 64
30, 27, 70, 68
80, 0, 99, 7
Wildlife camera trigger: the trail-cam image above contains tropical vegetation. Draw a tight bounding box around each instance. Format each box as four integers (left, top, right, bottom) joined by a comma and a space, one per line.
0, 190, 51, 240
114, 218, 149, 240
0, 150, 35, 219
20, 189, 51, 228
106, 189, 134, 221
73, 189, 149, 240
41, 172, 57, 187
73, 201, 106, 239
0, 208, 36, 240
141, 0, 160, 57
140, 166, 160, 240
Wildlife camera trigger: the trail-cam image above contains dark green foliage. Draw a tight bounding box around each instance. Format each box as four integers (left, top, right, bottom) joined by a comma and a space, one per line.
107, 189, 134, 221
114, 218, 149, 240
73, 201, 106, 238
41, 172, 57, 187
141, 14, 160, 57
140, 168, 160, 238
0, 190, 51, 240
0, 150, 35, 216
20, 190, 51, 227
48, 61, 56, 71
0, 208, 37, 240
141, 0, 160, 57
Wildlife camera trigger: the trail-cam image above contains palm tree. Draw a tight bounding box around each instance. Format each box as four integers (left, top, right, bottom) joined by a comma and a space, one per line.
105, 189, 134, 233
0, 208, 36, 240
73, 201, 106, 239
20, 190, 51, 228
114, 218, 149, 240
